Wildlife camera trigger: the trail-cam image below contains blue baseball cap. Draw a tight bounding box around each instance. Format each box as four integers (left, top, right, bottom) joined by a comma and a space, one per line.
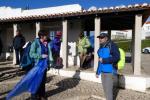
97, 33, 109, 38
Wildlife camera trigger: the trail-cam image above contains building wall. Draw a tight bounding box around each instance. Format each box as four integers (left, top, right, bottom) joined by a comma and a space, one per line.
111, 30, 132, 40
142, 23, 150, 39
0, 23, 36, 60
36, 20, 82, 67
0, 25, 14, 53
0, 26, 13, 60
111, 23, 150, 40
20, 23, 36, 42
1, 29, 10, 52
41, 21, 62, 31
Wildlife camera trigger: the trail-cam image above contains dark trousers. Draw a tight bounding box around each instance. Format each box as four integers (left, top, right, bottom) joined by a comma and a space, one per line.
82, 53, 93, 68
15, 49, 23, 64
31, 71, 47, 99
52, 50, 60, 65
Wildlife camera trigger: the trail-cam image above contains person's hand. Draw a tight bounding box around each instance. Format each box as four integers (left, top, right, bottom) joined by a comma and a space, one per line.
42, 54, 48, 58
96, 74, 99, 78
99, 57, 103, 63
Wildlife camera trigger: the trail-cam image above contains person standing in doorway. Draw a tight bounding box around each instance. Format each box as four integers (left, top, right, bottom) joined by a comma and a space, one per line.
51, 31, 62, 67
96, 33, 120, 100
77, 32, 90, 69
13, 29, 25, 65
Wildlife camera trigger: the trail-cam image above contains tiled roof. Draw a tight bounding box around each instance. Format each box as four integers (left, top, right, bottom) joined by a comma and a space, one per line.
0, 3, 150, 22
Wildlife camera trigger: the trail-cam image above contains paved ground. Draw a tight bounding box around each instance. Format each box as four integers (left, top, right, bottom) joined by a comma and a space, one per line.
0, 65, 150, 100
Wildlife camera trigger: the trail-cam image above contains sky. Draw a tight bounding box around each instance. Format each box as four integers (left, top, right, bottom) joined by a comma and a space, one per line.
0, 0, 150, 10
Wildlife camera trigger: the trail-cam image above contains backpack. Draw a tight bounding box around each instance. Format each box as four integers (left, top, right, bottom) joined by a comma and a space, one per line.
20, 42, 34, 69
117, 48, 125, 70
55, 57, 63, 69
106, 42, 125, 70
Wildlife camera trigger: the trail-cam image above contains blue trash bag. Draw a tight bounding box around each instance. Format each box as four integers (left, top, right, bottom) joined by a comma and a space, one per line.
6, 59, 48, 100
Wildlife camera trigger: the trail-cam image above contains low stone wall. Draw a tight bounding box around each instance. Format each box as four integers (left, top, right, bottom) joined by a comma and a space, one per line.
48, 68, 150, 92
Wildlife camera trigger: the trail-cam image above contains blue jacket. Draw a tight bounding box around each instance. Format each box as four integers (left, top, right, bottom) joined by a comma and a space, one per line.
51, 37, 61, 53
96, 41, 120, 75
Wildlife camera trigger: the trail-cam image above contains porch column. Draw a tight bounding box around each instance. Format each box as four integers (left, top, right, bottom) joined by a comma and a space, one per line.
133, 14, 142, 75
131, 29, 135, 72
108, 30, 111, 39
62, 20, 68, 69
36, 22, 41, 38
94, 17, 101, 71
13, 24, 18, 64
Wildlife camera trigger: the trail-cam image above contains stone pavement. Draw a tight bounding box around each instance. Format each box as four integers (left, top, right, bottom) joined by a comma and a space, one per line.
0, 64, 150, 100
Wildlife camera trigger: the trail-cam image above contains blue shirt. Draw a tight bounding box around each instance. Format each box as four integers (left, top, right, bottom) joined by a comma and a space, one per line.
40, 42, 48, 55
51, 37, 61, 53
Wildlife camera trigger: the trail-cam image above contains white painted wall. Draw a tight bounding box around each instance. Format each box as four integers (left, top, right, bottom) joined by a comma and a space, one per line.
142, 23, 150, 39
0, 4, 82, 19
48, 69, 150, 92
111, 22, 150, 40
111, 30, 132, 39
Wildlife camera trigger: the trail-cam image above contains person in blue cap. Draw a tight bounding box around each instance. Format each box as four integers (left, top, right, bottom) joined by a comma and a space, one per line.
96, 33, 120, 100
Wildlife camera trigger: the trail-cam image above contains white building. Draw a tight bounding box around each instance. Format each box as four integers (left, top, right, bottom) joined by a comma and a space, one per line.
0, 3, 150, 92
142, 21, 150, 39
111, 21, 150, 40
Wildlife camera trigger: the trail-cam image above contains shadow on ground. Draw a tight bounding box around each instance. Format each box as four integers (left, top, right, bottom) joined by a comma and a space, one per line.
0, 91, 10, 100
0, 68, 25, 82
113, 74, 125, 100
46, 70, 81, 98
0, 67, 16, 72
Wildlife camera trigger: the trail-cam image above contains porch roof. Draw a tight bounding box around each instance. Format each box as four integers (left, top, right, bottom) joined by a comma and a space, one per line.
0, 3, 150, 23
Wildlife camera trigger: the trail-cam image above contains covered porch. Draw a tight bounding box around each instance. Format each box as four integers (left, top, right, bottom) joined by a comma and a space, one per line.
0, 3, 150, 92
